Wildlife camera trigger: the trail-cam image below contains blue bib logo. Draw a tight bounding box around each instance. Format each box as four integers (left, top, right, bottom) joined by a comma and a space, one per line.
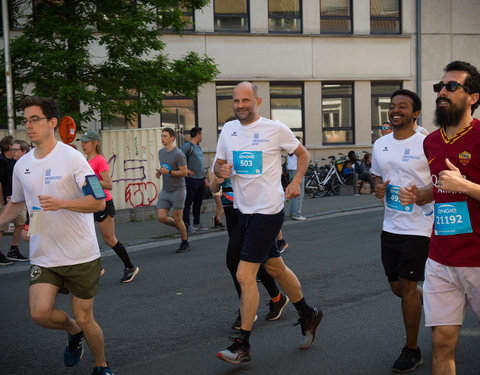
386, 184, 413, 212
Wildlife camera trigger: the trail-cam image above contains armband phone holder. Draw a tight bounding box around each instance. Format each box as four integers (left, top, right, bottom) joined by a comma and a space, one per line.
82, 175, 107, 200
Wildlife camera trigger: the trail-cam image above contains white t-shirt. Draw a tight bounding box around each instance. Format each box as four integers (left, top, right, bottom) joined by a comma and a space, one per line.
287, 154, 298, 170
216, 117, 299, 214
415, 125, 428, 133
371, 132, 433, 237
12, 142, 100, 267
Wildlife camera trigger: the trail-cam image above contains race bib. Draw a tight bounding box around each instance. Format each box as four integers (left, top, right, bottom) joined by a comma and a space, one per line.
232, 151, 262, 175
28, 206, 43, 236
434, 201, 473, 236
386, 184, 413, 212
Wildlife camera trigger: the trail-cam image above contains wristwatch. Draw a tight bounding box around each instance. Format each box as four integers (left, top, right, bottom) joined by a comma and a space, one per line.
168, 169, 172, 175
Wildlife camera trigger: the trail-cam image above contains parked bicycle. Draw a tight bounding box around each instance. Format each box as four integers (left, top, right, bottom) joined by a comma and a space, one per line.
304, 155, 346, 198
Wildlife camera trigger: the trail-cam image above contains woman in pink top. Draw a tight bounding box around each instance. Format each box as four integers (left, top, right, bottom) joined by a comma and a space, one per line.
80, 130, 139, 283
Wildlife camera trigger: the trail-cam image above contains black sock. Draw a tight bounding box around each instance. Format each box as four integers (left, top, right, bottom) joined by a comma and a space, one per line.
181, 239, 188, 245
112, 242, 134, 269
293, 298, 313, 319
238, 329, 251, 345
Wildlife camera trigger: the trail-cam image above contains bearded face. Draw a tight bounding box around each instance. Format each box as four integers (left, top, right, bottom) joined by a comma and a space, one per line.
434, 95, 468, 129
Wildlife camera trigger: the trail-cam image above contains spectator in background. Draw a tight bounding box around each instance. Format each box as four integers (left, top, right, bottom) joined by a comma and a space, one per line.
0, 136, 28, 265
287, 138, 305, 220
12, 140, 32, 244
348, 151, 374, 194
381, 121, 393, 136
181, 127, 208, 233
342, 159, 359, 196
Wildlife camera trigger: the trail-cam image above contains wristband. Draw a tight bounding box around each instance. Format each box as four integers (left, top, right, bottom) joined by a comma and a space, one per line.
169, 169, 172, 175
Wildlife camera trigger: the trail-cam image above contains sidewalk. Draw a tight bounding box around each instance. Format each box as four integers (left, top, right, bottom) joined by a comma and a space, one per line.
0, 191, 382, 273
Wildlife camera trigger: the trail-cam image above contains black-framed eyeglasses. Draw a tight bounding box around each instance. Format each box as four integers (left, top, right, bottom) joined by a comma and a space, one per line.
21, 117, 48, 126
433, 81, 471, 93
11, 147, 21, 151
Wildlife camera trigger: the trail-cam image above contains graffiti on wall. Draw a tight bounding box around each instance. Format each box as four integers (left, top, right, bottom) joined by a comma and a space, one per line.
107, 154, 159, 208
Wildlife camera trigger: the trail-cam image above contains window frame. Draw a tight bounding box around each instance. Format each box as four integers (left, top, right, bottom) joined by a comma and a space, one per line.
214, 0, 250, 33
160, 96, 198, 141
370, 0, 402, 35
321, 82, 355, 145
268, 0, 303, 34
216, 82, 240, 136
370, 81, 402, 143
320, 0, 353, 35
269, 82, 305, 142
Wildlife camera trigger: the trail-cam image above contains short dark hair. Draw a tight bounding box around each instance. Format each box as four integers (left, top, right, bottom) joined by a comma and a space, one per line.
0, 135, 13, 153
20, 96, 60, 122
162, 127, 176, 138
444, 60, 480, 114
390, 89, 422, 113
190, 127, 202, 138
12, 140, 31, 153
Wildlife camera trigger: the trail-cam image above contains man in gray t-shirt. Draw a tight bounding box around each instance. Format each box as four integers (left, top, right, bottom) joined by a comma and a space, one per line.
180, 127, 207, 231
155, 128, 190, 253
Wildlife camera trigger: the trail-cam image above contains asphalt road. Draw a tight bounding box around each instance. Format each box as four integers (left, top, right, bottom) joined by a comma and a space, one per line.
1, 208, 479, 375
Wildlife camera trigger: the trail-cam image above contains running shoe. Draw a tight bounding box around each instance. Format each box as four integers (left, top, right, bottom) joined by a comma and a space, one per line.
120, 266, 139, 283
0, 252, 13, 266
7, 248, 28, 262
297, 307, 323, 350
213, 216, 225, 229
64, 331, 85, 367
217, 337, 251, 364
266, 293, 290, 321
92, 363, 114, 375
277, 239, 288, 253
292, 215, 306, 221
193, 223, 209, 231
392, 346, 423, 373
176, 241, 191, 253
188, 225, 197, 234
232, 311, 258, 330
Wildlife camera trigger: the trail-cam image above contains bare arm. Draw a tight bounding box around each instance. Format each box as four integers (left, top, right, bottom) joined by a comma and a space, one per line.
99, 170, 113, 190
209, 171, 224, 194
0, 200, 25, 226
373, 175, 390, 200
39, 194, 105, 213
285, 144, 309, 199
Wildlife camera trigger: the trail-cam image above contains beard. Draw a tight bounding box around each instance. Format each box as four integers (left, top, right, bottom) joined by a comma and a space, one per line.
434, 97, 467, 128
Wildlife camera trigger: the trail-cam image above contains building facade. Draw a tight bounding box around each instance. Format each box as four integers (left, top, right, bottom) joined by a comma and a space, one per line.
98, 0, 479, 164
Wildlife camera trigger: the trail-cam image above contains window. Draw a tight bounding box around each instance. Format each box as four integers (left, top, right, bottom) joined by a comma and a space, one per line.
160, 97, 197, 144
370, 0, 401, 34
320, 0, 352, 34
371, 82, 402, 142
159, 6, 194, 31
216, 83, 238, 135
322, 83, 353, 145
214, 0, 249, 32
270, 84, 304, 140
179, 7, 194, 31
268, 0, 302, 33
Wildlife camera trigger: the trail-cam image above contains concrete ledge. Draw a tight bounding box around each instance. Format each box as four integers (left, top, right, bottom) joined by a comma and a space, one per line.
115, 198, 217, 224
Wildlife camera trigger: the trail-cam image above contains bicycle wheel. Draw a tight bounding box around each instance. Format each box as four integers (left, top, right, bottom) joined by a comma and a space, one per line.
330, 175, 342, 196
304, 177, 320, 198
316, 182, 328, 198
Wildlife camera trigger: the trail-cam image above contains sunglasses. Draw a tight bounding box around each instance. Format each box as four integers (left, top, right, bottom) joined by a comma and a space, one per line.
433, 81, 471, 93
381, 126, 390, 130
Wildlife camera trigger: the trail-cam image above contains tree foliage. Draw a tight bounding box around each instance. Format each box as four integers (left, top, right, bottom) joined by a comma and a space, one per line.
1, 0, 219, 129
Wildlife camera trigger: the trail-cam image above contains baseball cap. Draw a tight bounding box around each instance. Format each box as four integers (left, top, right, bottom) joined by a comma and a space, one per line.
78, 130, 100, 142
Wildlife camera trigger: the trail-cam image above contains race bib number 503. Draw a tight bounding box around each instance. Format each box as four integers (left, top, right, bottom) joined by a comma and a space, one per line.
233, 151, 262, 174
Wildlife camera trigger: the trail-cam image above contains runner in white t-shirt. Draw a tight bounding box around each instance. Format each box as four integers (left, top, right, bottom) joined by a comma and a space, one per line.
371, 89, 433, 374
214, 82, 323, 365
0, 97, 114, 375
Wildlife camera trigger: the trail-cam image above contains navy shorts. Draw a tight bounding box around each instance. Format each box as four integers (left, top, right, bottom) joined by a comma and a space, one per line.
239, 209, 284, 263
381, 231, 429, 282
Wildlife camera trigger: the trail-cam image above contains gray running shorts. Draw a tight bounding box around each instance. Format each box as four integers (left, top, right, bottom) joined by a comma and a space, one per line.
156, 188, 186, 210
